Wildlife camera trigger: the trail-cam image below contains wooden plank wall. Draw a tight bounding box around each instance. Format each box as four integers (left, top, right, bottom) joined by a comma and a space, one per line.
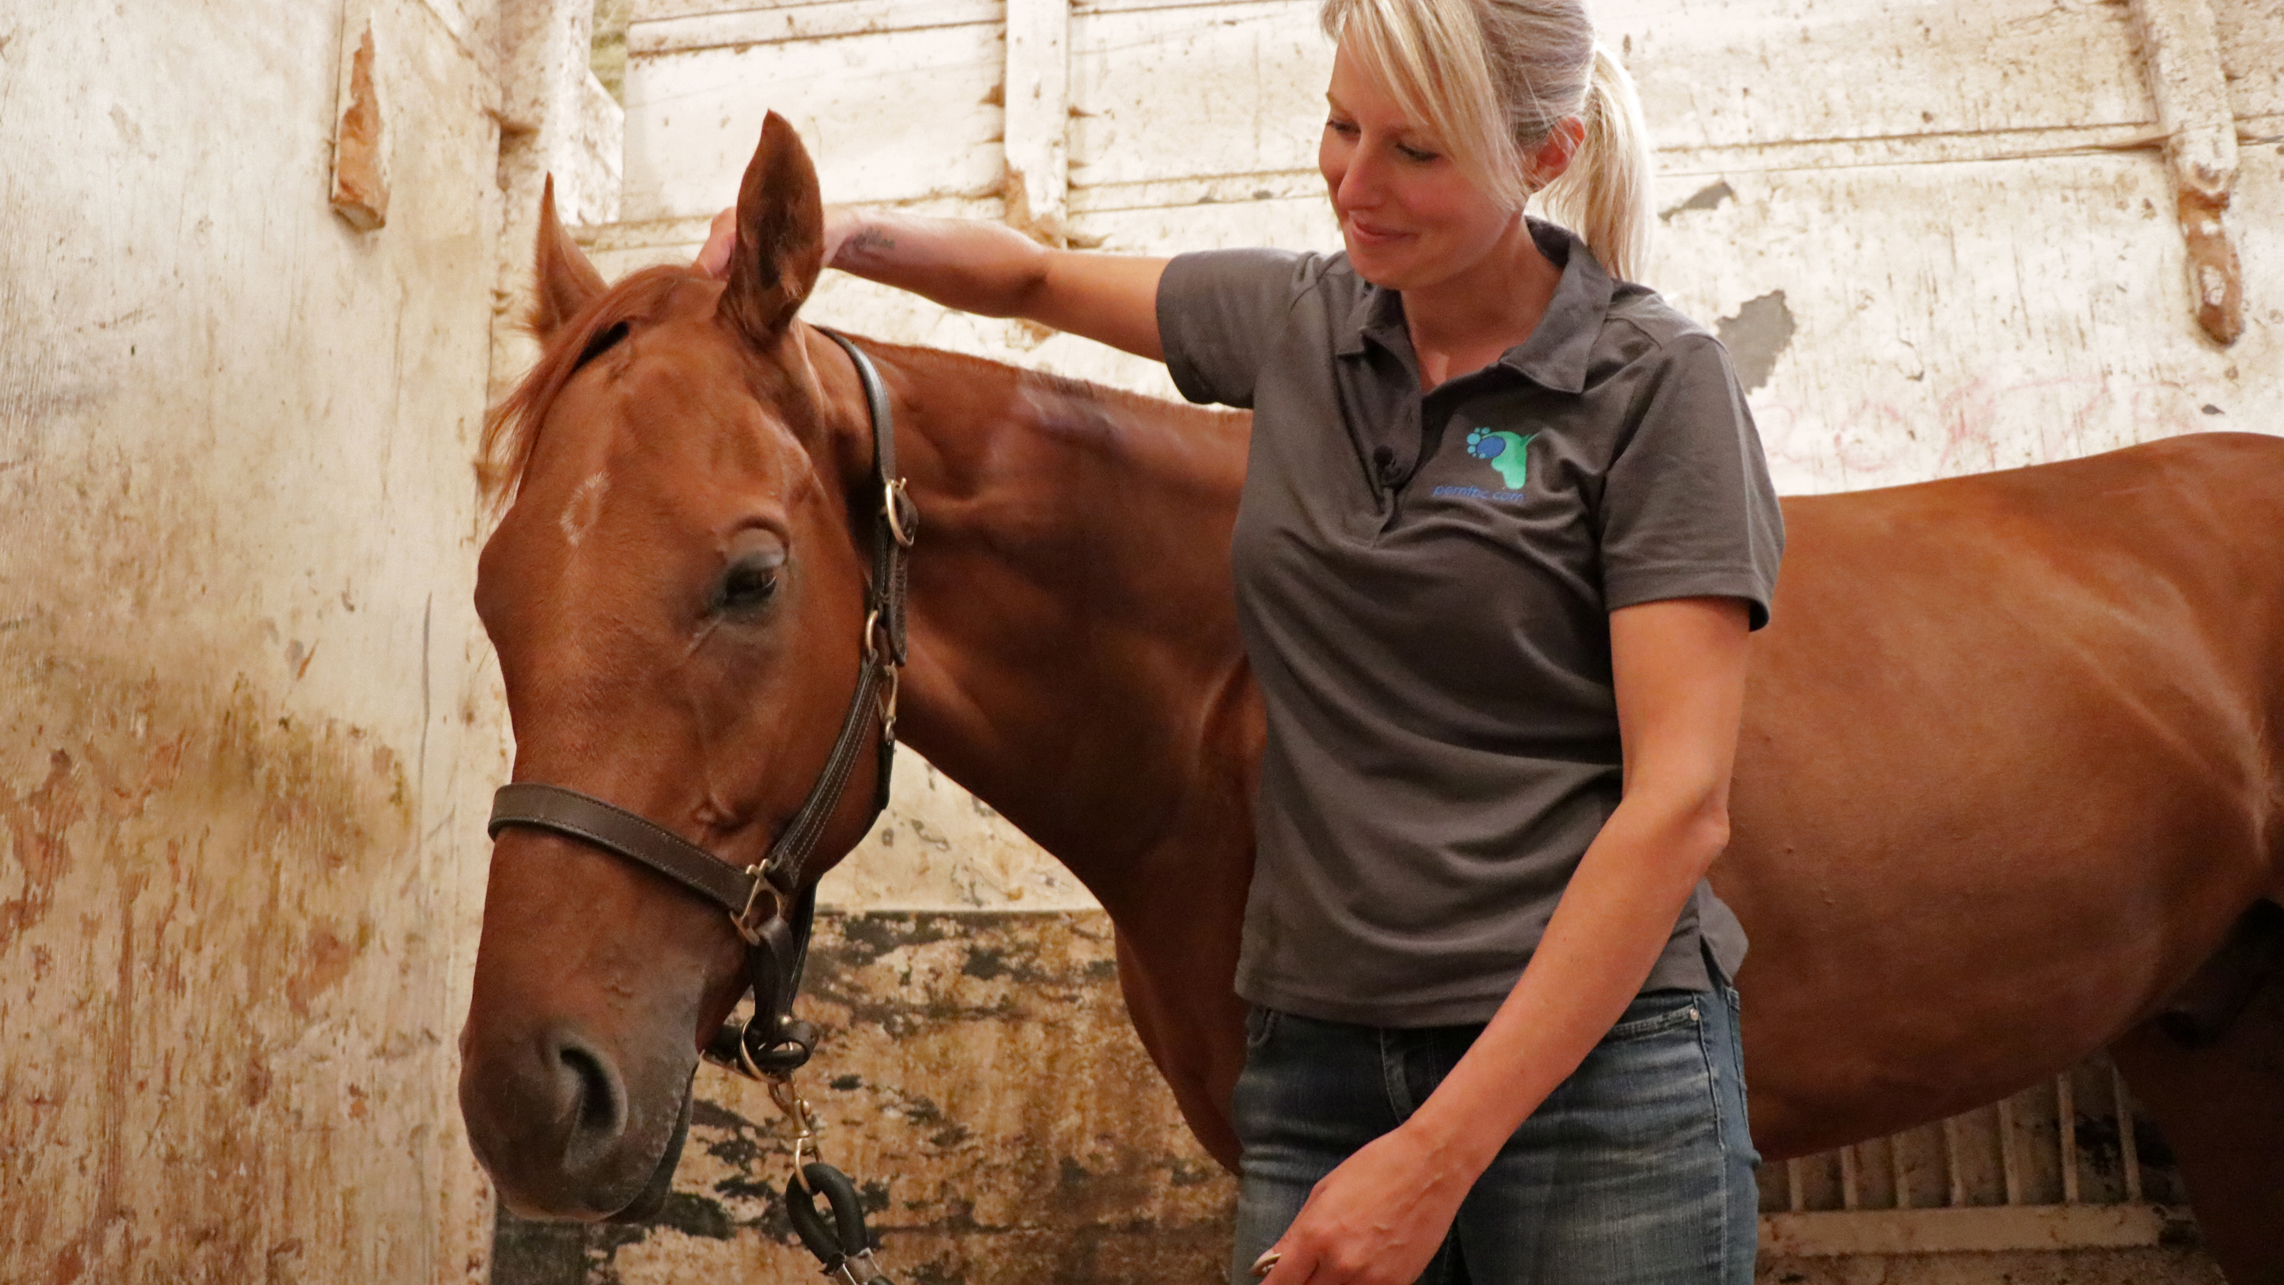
500, 1, 2283, 1281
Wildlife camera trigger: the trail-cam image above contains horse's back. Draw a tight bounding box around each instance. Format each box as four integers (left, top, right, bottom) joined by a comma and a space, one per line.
1724, 432, 2284, 1155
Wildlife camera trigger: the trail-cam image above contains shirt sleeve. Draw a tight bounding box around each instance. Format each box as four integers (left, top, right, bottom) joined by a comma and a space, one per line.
1597, 333, 1785, 629
1155, 248, 1318, 409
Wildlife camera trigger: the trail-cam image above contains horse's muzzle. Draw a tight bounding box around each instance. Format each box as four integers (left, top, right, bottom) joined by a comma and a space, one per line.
459, 1020, 698, 1221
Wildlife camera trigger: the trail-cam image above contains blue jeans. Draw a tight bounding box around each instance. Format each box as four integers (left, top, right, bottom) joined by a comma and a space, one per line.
1228, 971, 1758, 1283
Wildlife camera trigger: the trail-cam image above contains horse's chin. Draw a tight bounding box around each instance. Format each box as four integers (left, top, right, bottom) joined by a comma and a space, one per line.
604, 1082, 695, 1224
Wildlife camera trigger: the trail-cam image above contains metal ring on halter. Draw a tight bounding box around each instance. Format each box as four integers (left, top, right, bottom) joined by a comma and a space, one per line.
884, 477, 916, 548
863, 608, 886, 664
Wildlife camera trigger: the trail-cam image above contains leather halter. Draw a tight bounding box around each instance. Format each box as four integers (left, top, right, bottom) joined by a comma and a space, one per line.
487, 330, 915, 1080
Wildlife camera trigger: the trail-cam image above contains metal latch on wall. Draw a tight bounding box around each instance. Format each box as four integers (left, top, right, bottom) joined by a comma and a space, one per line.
2128, 0, 2246, 346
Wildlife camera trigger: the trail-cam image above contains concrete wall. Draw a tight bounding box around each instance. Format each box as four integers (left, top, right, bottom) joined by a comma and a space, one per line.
489, 0, 2284, 1281
0, 0, 515, 1278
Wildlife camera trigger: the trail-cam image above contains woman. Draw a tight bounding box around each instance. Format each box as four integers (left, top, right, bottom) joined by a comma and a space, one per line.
703, 1, 1780, 1279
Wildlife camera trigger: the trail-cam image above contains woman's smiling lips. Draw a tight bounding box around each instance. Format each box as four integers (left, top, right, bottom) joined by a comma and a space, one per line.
1344, 216, 1413, 247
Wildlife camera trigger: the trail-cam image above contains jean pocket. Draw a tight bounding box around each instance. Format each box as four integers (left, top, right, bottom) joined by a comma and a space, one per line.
1244, 1003, 1281, 1051
1602, 989, 1707, 1043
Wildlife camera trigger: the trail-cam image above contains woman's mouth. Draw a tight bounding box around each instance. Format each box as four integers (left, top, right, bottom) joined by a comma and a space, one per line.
1345, 217, 1411, 248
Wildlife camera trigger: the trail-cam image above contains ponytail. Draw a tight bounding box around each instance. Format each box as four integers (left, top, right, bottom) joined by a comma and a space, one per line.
1536, 44, 1652, 282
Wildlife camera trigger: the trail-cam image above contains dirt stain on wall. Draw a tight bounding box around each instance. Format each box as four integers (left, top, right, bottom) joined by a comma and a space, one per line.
491, 911, 1236, 1285
0, 637, 427, 1284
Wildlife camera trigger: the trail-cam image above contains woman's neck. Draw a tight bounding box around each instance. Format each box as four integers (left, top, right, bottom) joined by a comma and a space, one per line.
1399, 215, 1564, 390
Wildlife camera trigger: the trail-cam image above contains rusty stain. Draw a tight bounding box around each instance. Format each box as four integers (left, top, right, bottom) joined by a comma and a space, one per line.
3, 642, 420, 1278
285, 918, 366, 1017
0, 749, 85, 955
330, 24, 388, 231
243, 1051, 273, 1107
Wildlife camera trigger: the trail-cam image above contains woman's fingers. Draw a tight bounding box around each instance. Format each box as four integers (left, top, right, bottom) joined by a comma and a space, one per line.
819, 205, 856, 268
1258, 1243, 1318, 1285
699, 205, 856, 278
694, 207, 737, 278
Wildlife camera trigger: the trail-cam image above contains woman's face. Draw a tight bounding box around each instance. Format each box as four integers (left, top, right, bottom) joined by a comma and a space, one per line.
1318, 42, 1520, 291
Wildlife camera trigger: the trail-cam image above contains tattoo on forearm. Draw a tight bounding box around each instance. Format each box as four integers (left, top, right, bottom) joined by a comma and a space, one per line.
843, 227, 896, 261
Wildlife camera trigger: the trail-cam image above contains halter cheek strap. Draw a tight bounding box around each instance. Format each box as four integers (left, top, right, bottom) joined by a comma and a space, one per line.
486, 331, 914, 1079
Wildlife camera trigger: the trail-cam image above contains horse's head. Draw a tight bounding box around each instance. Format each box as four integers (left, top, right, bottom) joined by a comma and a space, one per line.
458, 116, 886, 1220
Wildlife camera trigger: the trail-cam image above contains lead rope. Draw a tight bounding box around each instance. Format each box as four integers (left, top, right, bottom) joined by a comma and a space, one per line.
766, 1072, 893, 1285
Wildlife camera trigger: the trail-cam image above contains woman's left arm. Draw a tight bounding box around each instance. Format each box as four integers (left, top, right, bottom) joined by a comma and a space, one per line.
1258, 595, 1754, 1285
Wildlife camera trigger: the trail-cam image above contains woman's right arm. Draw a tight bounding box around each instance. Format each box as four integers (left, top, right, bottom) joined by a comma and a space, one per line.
702, 206, 1168, 361
832, 210, 1169, 361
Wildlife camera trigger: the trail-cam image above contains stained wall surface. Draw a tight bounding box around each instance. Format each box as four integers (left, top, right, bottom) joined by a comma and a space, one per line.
0, 0, 513, 1279
586, 0, 2284, 916
495, 0, 2281, 1282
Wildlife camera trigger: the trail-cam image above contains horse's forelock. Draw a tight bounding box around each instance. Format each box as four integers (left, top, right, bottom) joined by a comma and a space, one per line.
479, 265, 699, 508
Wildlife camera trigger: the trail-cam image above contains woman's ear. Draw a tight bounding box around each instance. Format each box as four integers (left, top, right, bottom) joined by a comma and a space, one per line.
1525, 116, 1586, 193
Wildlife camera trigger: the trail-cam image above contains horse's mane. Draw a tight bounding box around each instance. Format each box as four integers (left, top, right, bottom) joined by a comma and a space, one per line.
478, 265, 693, 507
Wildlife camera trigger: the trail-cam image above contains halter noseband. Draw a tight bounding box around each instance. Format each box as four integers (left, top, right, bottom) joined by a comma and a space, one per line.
486, 330, 915, 1080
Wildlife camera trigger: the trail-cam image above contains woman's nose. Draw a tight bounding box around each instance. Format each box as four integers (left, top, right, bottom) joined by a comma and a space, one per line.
1337, 149, 1382, 209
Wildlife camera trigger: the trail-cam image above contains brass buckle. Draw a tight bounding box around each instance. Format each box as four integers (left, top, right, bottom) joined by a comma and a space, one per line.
734, 869, 782, 946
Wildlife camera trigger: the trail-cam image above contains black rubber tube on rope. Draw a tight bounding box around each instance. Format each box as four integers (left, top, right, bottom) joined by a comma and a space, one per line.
785, 1162, 885, 1280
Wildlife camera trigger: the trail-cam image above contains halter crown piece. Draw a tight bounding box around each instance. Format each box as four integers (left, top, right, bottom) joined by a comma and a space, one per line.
487, 330, 915, 1080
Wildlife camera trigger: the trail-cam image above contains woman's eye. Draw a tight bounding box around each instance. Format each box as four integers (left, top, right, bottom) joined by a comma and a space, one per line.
1326, 117, 1358, 137
1398, 143, 1439, 163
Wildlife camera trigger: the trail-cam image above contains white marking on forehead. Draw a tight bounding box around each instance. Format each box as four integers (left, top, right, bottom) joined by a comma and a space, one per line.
558, 471, 609, 547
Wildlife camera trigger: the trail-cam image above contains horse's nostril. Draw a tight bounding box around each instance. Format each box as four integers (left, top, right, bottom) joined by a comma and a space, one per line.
554, 1037, 622, 1138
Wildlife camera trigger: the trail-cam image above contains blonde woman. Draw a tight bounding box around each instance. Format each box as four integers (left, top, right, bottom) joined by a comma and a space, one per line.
704, 1, 1779, 1279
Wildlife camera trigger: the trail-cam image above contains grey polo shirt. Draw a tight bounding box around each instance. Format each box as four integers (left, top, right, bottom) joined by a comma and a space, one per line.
1157, 220, 1783, 1027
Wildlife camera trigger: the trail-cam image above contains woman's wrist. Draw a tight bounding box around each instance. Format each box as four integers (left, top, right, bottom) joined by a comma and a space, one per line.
1400, 1083, 1513, 1180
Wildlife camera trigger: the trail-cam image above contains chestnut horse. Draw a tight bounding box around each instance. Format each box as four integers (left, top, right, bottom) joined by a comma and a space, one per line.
458, 118, 2284, 1279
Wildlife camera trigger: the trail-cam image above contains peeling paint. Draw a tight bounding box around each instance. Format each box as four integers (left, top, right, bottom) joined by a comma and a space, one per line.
1661, 178, 1737, 222
1717, 291, 1798, 394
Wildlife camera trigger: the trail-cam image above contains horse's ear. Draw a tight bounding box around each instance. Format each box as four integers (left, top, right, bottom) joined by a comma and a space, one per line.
717, 112, 823, 348
531, 175, 607, 343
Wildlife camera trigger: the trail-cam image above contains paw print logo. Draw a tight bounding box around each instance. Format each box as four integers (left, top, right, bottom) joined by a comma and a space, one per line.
1466, 428, 1535, 489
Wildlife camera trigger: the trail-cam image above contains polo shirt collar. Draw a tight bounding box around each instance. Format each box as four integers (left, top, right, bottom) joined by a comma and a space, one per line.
1334, 218, 1614, 395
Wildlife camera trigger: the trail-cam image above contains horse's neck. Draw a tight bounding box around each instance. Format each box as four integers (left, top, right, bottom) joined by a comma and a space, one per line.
855, 342, 1256, 907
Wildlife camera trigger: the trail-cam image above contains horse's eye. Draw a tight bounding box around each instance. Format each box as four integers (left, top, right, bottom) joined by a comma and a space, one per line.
716, 534, 786, 616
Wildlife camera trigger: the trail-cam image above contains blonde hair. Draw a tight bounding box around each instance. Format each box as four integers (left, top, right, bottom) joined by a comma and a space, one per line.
1318, 0, 1653, 281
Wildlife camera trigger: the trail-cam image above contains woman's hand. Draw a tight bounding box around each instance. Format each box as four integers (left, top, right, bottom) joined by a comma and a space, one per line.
695, 204, 858, 278
1257, 1122, 1477, 1285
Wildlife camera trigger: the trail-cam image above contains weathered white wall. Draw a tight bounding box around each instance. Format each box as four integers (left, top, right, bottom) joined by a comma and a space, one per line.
0, 0, 517, 1278
499, 1, 2282, 1280
590, 0, 2284, 922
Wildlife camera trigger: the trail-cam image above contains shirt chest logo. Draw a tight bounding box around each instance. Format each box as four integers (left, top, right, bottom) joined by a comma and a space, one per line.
1429, 428, 1539, 502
